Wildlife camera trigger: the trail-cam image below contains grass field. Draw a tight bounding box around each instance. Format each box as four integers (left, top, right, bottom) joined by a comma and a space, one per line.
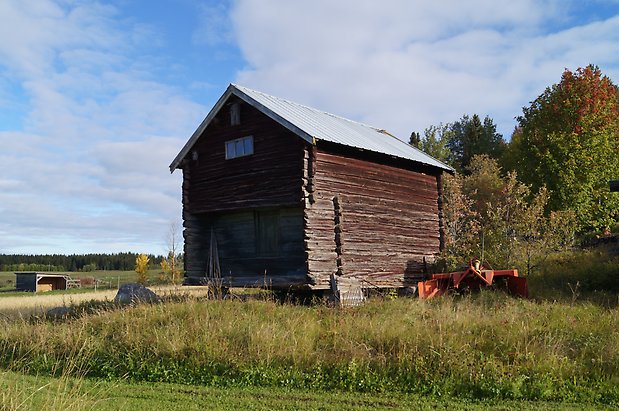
0, 293, 617, 407
0, 246, 617, 409
1, 370, 614, 410
0, 269, 174, 293
0, 285, 214, 319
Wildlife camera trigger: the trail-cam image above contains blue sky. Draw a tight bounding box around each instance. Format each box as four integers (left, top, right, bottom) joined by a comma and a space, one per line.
1, 0, 618, 255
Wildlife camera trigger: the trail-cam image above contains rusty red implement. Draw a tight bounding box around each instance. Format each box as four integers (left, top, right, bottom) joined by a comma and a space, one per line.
418, 260, 528, 299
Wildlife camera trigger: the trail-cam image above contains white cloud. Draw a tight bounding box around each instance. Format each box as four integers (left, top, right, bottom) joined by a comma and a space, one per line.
0, 1, 202, 254
231, 0, 619, 139
2, 0, 618, 255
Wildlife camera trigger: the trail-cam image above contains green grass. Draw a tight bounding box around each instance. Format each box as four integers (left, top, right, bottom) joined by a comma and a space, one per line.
0, 293, 617, 405
1, 370, 613, 410
0, 246, 617, 407
0, 269, 164, 293
527, 245, 619, 306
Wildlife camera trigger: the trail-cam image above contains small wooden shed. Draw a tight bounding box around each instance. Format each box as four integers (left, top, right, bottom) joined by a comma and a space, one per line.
170, 84, 453, 290
15, 272, 70, 292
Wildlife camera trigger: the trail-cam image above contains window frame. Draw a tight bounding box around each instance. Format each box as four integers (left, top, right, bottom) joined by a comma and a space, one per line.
225, 135, 254, 160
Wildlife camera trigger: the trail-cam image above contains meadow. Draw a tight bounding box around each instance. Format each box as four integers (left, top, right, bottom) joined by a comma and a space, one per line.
0, 269, 146, 293
2, 369, 613, 410
0, 246, 617, 409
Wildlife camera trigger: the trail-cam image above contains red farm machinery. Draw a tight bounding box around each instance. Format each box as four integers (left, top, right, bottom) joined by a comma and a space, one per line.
418, 260, 529, 299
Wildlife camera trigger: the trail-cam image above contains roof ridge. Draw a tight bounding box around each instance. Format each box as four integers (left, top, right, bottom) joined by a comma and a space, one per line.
170, 83, 454, 172
231, 83, 387, 133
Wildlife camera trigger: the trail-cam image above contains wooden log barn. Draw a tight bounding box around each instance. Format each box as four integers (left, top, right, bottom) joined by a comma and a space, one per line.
170, 84, 454, 291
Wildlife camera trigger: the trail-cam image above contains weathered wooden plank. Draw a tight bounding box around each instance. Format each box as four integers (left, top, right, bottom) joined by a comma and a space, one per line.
182, 95, 446, 290
303, 146, 442, 289
183, 101, 306, 214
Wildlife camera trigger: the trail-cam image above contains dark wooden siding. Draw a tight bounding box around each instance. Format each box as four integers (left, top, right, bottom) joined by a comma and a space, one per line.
182, 98, 306, 214
179, 96, 446, 290
304, 147, 442, 289
181, 99, 308, 285
184, 207, 306, 287
15, 273, 37, 292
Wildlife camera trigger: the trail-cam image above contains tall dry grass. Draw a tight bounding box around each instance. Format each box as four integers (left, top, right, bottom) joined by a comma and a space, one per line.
0, 292, 617, 402
527, 247, 619, 305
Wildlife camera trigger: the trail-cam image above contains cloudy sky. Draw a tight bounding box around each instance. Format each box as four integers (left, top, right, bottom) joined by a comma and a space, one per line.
1, 0, 618, 255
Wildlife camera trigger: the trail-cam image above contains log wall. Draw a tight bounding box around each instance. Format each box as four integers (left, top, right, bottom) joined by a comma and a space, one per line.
181, 98, 307, 284
179, 96, 445, 290
182, 97, 305, 214
303, 148, 442, 289
184, 207, 306, 286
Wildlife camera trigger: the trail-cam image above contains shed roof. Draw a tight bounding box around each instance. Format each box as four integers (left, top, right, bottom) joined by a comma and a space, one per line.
170, 84, 453, 172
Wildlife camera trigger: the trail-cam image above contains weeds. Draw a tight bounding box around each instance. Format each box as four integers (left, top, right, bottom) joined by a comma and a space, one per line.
0, 293, 617, 405
0, 248, 617, 405
527, 246, 619, 306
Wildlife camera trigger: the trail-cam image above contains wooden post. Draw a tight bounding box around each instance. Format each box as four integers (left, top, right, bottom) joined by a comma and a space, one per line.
437, 173, 445, 251
333, 195, 344, 276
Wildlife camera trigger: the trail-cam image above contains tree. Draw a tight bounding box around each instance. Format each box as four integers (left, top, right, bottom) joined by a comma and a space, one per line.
440, 155, 575, 275
500, 126, 523, 173
516, 65, 619, 231
446, 114, 506, 173
421, 124, 452, 164
161, 222, 183, 284
135, 254, 150, 285
409, 124, 452, 165
409, 131, 421, 148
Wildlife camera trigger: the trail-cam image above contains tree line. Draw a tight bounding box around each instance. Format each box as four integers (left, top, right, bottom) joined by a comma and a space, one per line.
411, 64, 618, 234
0, 252, 168, 272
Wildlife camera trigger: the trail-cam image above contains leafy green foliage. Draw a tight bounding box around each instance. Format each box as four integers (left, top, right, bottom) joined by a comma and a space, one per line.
408, 131, 421, 148
410, 125, 452, 165
515, 65, 619, 231
440, 155, 576, 274
419, 124, 452, 164
412, 115, 505, 172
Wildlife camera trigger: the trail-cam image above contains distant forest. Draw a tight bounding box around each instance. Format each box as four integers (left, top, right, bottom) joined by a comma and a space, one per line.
0, 252, 167, 272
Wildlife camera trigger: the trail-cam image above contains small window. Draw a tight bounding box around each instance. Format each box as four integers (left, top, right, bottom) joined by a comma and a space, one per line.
225, 136, 254, 159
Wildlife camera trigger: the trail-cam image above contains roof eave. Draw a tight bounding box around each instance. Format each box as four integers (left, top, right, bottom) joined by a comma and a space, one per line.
170, 83, 455, 174
315, 138, 454, 173
169, 84, 316, 173
169, 84, 237, 173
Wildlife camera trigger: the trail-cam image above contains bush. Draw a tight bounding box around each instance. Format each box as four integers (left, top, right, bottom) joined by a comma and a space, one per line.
440, 155, 577, 275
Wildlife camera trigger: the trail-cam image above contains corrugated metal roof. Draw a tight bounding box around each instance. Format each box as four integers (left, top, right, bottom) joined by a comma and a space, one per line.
170, 84, 454, 172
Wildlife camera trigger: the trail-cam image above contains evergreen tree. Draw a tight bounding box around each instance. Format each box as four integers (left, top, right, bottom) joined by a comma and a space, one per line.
409, 131, 421, 148
447, 114, 506, 173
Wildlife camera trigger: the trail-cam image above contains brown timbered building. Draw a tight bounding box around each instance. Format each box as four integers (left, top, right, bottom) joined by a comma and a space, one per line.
170, 84, 453, 290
